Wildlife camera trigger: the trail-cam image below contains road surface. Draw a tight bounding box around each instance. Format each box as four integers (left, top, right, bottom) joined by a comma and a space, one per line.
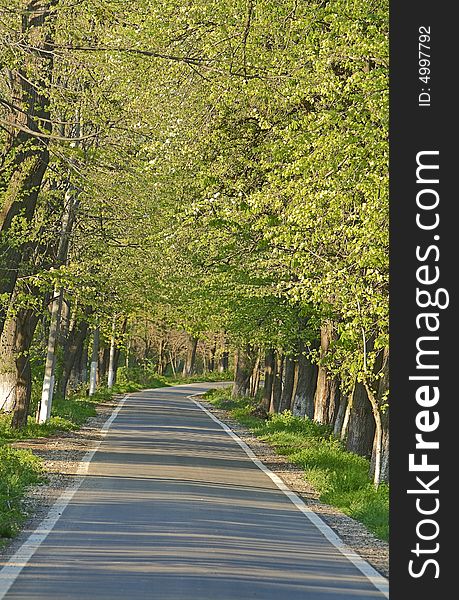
0, 384, 388, 599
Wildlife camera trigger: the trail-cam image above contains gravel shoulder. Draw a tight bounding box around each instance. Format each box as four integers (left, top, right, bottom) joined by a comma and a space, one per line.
196, 396, 389, 579
1, 390, 389, 580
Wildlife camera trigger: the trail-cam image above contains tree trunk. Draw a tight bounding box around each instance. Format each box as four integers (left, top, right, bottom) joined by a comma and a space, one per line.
61, 320, 89, 397
232, 345, 255, 397
98, 347, 109, 383
249, 353, 260, 397
371, 408, 389, 485
345, 382, 376, 457
11, 347, 32, 429
313, 322, 339, 425
261, 349, 275, 412
0, 314, 19, 412
9, 309, 39, 428
89, 327, 99, 396
37, 288, 63, 423
107, 316, 117, 389
112, 347, 121, 383
370, 347, 390, 485
333, 391, 349, 437
157, 338, 165, 375
80, 339, 89, 384
0, 0, 57, 336
327, 378, 340, 427
269, 353, 284, 414
292, 343, 318, 418
218, 351, 229, 372
209, 341, 217, 372
279, 356, 295, 412
182, 334, 198, 376
168, 351, 176, 377
340, 390, 353, 441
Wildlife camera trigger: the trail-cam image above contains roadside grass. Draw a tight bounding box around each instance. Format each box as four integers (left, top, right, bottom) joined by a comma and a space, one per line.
116, 365, 233, 389
1, 383, 134, 444
204, 386, 389, 542
0, 446, 43, 545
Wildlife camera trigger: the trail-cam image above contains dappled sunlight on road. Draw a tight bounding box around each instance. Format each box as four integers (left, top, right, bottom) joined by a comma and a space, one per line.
1, 385, 386, 599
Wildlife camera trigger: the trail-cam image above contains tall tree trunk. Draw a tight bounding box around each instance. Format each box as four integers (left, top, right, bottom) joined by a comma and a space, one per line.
168, 351, 176, 377
279, 356, 295, 412
327, 378, 340, 427
79, 339, 89, 385
209, 340, 217, 372
0, 304, 39, 423
182, 334, 198, 376
370, 347, 390, 485
37, 288, 63, 423
269, 353, 284, 414
37, 152, 81, 419
0, 314, 19, 412
98, 347, 109, 383
313, 322, 339, 425
0, 0, 57, 336
249, 353, 260, 397
61, 320, 88, 397
107, 316, 117, 389
125, 336, 131, 369
112, 347, 121, 383
292, 343, 318, 418
232, 345, 255, 397
261, 349, 275, 412
345, 382, 376, 457
333, 391, 349, 438
157, 338, 165, 375
11, 310, 39, 428
218, 351, 229, 372
89, 327, 99, 396
340, 389, 353, 441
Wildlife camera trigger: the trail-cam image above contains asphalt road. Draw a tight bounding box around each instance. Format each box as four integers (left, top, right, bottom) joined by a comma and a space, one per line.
0, 384, 388, 599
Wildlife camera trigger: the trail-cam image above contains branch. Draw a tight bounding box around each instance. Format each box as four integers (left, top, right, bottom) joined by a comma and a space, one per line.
0, 117, 97, 142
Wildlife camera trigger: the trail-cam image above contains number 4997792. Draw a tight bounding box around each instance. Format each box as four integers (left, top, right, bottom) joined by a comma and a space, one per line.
418, 26, 431, 85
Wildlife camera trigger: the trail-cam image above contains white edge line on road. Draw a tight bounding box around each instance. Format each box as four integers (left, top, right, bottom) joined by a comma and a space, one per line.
0, 394, 129, 599
190, 394, 389, 599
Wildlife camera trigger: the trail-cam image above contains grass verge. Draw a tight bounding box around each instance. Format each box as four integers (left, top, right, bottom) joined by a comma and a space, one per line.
204, 386, 389, 541
0, 446, 43, 545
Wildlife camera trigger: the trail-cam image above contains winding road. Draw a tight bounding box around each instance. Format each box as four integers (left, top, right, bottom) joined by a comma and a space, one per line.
0, 383, 388, 599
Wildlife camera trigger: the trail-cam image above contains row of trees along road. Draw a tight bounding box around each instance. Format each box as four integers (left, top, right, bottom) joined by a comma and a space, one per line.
0, 0, 388, 485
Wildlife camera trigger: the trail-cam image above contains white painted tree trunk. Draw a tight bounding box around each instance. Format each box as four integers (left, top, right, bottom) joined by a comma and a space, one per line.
107, 316, 117, 389
89, 327, 100, 396
37, 176, 80, 422
0, 314, 17, 412
37, 288, 63, 424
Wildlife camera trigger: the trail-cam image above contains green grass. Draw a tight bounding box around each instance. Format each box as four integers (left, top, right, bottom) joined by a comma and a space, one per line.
116, 366, 233, 388
0, 445, 43, 545
204, 386, 389, 541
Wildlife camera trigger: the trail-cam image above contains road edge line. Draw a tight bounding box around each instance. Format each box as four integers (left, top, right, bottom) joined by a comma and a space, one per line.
0, 394, 129, 599
190, 394, 389, 599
